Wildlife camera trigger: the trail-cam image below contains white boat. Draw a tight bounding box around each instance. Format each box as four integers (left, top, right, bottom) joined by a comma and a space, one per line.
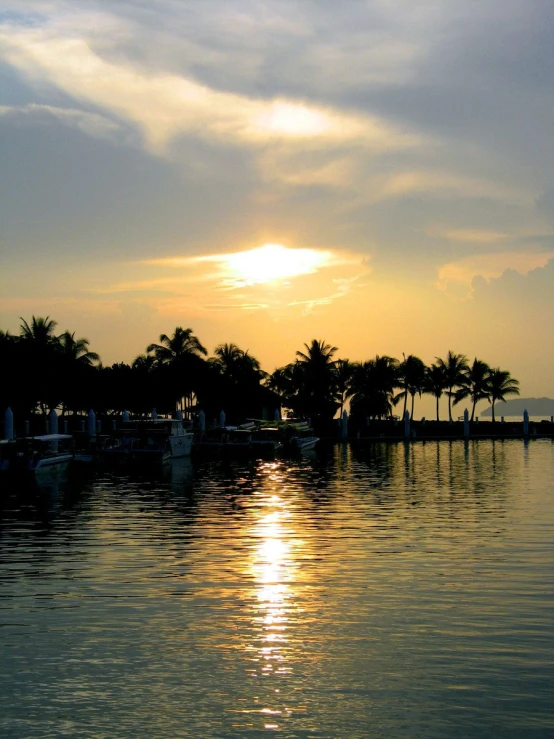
24, 434, 74, 474
167, 419, 194, 458
101, 418, 193, 463
250, 427, 284, 453
293, 433, 319, 452
289, 424, 319, 452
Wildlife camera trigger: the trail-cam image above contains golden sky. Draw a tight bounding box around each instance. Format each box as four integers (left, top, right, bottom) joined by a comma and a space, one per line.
1, 1, 553, 413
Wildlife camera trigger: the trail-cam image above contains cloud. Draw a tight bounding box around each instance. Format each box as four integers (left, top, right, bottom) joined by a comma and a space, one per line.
145, 243, 358, 287
87, 243, 371, 319
437, 250, 554, 297
371, 171, 530, 205
427, 228, 511, 245
0, 24, 420, 156
0, 102, 122, 140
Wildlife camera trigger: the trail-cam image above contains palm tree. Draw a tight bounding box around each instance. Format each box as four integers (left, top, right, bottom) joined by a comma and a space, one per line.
19, 316, 61, 414
395, 354, 427, 419
211, 343, 265, 380
132, 354, 157, 372
206, 343, 269, 422
147, 327, 207, 364
455, 358, 491, 422
58, 331, 100, 366
486, 368, 520, 422
436, 351, 469, 422
424, 363, 447, 421
266, 364, 298, 414
55, 331, 100, 415
293, 339, 340, 426
296, 339, 338, 368
334, 358, 354, 418
349, 355, 399, 420
147, 327, 207, 414
20, 315, 58, 346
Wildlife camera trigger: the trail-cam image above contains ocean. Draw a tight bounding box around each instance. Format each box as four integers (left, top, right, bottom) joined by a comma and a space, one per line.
1, 439, 553, 738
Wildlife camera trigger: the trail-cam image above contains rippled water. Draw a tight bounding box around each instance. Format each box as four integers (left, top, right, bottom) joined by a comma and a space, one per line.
1, 440, 554, 738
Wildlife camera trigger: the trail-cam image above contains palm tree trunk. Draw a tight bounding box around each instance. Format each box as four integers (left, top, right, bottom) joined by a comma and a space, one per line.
471, 399, 476, 422
410, 393, 415, 419
491, 401, 496, 423
436, 395, 440, 422
448, 389, 453, 422
403, 392, 407, 417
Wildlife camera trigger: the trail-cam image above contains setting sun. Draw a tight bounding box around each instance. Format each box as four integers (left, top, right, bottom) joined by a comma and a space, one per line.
216, 243, 333, 286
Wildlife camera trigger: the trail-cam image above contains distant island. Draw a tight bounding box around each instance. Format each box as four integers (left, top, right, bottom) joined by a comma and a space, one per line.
481, 398, 554, 417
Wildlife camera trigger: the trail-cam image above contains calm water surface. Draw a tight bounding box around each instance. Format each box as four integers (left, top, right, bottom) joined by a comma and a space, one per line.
1, 440, 553, 738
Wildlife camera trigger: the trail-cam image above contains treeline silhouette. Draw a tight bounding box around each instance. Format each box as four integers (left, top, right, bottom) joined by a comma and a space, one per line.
1, 317, 520, 432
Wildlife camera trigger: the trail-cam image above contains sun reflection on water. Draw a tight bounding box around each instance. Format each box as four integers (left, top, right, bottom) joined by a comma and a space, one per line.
245, 473, 301, 729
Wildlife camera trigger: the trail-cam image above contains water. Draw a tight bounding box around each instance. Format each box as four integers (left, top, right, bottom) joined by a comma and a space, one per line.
1, 440, 554, 738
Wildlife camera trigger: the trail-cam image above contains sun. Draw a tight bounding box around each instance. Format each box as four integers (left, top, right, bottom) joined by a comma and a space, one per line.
255, 102, 331, 137
220, 243, 332, 285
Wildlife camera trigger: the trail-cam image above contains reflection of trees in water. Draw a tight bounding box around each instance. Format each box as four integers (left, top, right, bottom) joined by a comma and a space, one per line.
330, 439, 520, 531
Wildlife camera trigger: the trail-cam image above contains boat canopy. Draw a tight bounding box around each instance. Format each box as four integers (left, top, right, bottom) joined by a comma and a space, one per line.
28, 434, 73, 441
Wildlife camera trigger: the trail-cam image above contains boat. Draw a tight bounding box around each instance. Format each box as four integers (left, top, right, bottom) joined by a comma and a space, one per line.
250, 426, 284, 454
128, 434, 172, 464
100, 418, 193, 463
0, 439, 17, 473
193, 427, 252, 454
224, 428, 253, 453
20, 434, 75, 475
192, 427, 228, 452
285, 423, 320, 452
166, 419, 194, 458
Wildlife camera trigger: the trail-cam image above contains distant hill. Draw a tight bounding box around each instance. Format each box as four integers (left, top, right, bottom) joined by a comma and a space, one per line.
481, 397, 554, 417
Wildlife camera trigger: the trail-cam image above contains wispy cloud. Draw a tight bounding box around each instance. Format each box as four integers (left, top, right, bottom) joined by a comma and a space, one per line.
427, 227, 510, 244
0, 102, 122, 140
0, 24, 419, 156
88, 243, 370, 318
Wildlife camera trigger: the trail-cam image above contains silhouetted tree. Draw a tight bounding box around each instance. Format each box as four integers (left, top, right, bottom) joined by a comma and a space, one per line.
57, 331, 100, 415
349, 356, 399, 420
486, 368, 520, 422
334, 358, 355, 418
20, 315, 59, 347
205, 343, 270, 422
147, 327, 207, 414
19, 315, 62, 413
436, 351, 470, 422
293, 339, 340, 429
58, 331, 100, 367
455, 358, 491, 421
424, 363, 447, 421
395, 354, 426, 419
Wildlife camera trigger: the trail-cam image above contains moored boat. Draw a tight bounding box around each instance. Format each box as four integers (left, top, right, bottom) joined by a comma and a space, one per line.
100, 418, 193, 464
250, 426, 284, 453
21, 434, 74, 475
285, 422, 320, 452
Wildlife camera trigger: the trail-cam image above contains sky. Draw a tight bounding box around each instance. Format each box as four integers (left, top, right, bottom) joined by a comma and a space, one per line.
1, 0, 553, 415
